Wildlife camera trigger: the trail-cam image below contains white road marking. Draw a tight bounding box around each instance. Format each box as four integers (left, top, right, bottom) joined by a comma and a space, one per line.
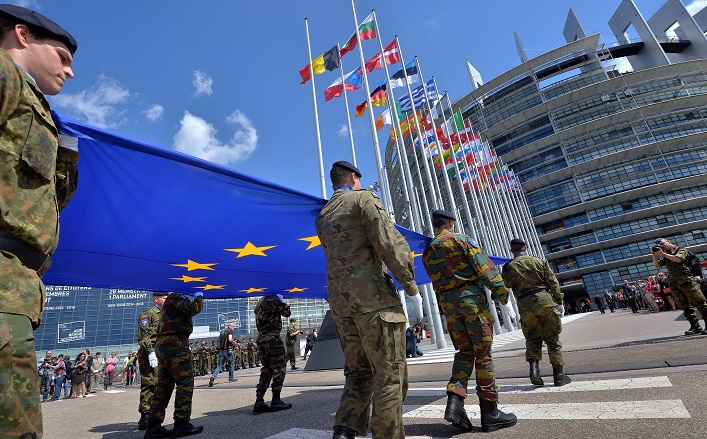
403, 399, 690, 419
263, 428, 440, 439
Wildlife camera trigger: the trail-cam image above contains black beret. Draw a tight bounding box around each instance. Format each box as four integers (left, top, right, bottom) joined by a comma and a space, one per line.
510, 238, 527, 247
0, 5, 77, 54
332, 160, 361, 177
431, 209, 455, 221
152, 291, 169, 297
290, 317, 297, 322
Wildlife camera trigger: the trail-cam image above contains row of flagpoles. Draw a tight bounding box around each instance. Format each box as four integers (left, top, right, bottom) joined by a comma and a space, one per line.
299, 1, 544, 339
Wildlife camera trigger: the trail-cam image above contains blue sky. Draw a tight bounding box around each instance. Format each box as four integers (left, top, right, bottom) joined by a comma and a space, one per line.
10, 0, 704, 198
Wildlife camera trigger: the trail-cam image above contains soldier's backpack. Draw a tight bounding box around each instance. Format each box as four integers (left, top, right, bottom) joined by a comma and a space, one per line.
686, 251, 703, 278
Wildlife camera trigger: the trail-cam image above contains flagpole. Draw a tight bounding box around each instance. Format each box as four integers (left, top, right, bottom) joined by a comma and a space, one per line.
304, 18, 327, 199
349, 2, 390, 213
337, 43, 358, 167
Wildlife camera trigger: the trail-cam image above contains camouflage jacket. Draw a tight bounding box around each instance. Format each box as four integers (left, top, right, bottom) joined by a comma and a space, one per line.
658, 247, 695, 285
423, 228, 508, 306
502, 254, 562, 313
315, 189, 419, 318
0, 49, 79, 326
286, 323, 298, 347
255, 295, 291, 334
137, 305, 162, 352
157, 293, 203, 339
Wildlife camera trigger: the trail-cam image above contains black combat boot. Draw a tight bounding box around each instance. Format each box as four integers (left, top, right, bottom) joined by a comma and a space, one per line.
252, 391, 270, 415
479, 397, 517, 432
208, 377, 214, 387
552, 364, 572, 386
171, 421, 203, 438
685, 319, 703, 335
443, 392, 473, 430
332, 425, 356, 439
138, 413, 149, 431
528, 359, 544, 386
269, 389, 293, 411
143, 416, 171, 439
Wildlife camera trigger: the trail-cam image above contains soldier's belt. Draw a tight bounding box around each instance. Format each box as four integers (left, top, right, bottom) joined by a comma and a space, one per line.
0, 229, 52, 277
517, 288, 549, 299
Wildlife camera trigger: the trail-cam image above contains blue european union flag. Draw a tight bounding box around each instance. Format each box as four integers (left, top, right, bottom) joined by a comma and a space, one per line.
46, 113, 508, 299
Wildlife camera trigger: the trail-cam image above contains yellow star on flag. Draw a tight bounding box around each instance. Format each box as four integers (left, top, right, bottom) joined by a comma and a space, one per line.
171, 260, 217, 271
285, 287, 307, 293
225, 242, 277, 258
195, 284, 226, 290
170, 275, 207, 283
411, 251, 423, 259
240, 287, 267, 294
298, 235, 321, 250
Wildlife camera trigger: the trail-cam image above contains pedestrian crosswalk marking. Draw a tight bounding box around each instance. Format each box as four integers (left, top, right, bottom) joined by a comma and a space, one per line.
406, 376, 673, 396
264, 428, 439, 439
403, 399, 690, 419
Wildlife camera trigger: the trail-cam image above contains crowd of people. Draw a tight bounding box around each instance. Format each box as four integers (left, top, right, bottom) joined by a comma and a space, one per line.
37, 349, 123, 402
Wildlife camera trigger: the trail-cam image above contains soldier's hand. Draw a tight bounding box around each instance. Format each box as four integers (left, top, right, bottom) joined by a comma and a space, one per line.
411, 293, 424, 321
557, 304, 565, 316
148, 351, 158, 368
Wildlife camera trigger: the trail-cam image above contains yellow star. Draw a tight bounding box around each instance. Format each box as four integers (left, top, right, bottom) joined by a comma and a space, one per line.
239, 287, 267, 294
170, 275, 207, 283
285, 287, 307, 293
411, 251, 423, 259
171, 260, 217, 271
225, 242, 277, 258
299, 235, 321, 250
195, 284, 226, 290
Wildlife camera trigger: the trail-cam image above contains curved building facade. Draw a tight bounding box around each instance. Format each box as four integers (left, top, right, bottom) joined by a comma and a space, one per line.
385, 0, 707, 296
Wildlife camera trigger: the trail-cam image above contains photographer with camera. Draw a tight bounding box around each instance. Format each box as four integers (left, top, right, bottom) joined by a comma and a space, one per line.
652, 238, 707, 335
37, 350, 53, 402
208, 321, 237, 387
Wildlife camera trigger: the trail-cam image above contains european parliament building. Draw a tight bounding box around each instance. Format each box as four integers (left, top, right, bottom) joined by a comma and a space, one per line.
36, 285, 329, 360
386, 0, 707, 296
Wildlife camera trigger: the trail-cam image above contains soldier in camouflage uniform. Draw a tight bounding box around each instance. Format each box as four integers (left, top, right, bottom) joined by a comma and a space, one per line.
233, 340, 241, 370
652, 238, 707, 335
210, 341, 218, 373
253, 294, 294, 414
0, 6, 79, 439
190, 344, 200, 377
285, 318, 301, 370
246, 338, 255, 368
423, 210, 516, 433
136, 292, 168, 430
199, 341, 209, 375
240, 339, 248, 369
144, 293, 204, 439
253, 340, 260, 367
315, 161, 423, 439
502, 238, 571, 388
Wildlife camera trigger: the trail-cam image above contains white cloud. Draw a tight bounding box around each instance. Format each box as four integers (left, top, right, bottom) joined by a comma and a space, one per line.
613, 57, 633, 74
143, 104, 164, 122
172, 110, 258, 165
51, 75, 130, 129
192, 70, 213, 97
10, 0, 41, 9
423, 18, 439, 31
337, 124, 349, 137
686, 0, 707, 15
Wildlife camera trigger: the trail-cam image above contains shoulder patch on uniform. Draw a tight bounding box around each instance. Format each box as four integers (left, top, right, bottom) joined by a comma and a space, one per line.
468, 238, 479, 248
140, 318, 148, 327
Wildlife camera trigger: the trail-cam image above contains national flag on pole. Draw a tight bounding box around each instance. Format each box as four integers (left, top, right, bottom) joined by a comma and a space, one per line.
431, 93, 452, 119
364, 39, 400, 72
387, 61, 419, 88
355, 85, 387, 117
299, 46, 341, 84
323, 67, 363, 101
339, 13, 376, 57
398, 79, 437, 112
375, 108, 392, 131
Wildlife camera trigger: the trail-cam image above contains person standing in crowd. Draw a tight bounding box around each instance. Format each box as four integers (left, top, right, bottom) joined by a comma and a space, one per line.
90, 352, 104, 393
594, 294, 605, 314
70, 352, 87, 398
50, 354, 66, 401
315, 161, 423, 439
37, 350, 53, 402
105, 352, 118, 389
286, 318, 301, 371
502, 238, 571, 389
83, 349, 93, 393
209, 322, 237, 387
604, 289, 616, 313
253, 294, 294, 414
652, 238, 707, 335
136, 292, 168, 430
145, 292, 204, 439
0, 5, 79, 437
621, 280, 639, 313
424, 210, 516, 433
656, 272, 674, 310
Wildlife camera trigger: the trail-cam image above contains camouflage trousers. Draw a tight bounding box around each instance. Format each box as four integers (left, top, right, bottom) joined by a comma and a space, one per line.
443, 297, 498, 401
0, 313, 41, 439
333, 306, 408, 439
671, 278, 707, 323
256, 333, 287, 394
150, 336, 194, 423
519, 305, 564, 365
137, 348, 156, 415
285, 345, 296, 368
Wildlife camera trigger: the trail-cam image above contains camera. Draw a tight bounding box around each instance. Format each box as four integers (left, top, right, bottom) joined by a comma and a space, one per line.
651, 246, 661, 252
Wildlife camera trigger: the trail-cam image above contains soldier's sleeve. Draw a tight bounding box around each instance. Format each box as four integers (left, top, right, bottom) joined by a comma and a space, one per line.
542, 259, 563, 304
279, 301, 292, 318
675, 248, 689, 263
174, 295, 203, 316
137, 312, 151, 351
359, 192, 419, 297
0, 53, 21, 130
468, 244, 509, 303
